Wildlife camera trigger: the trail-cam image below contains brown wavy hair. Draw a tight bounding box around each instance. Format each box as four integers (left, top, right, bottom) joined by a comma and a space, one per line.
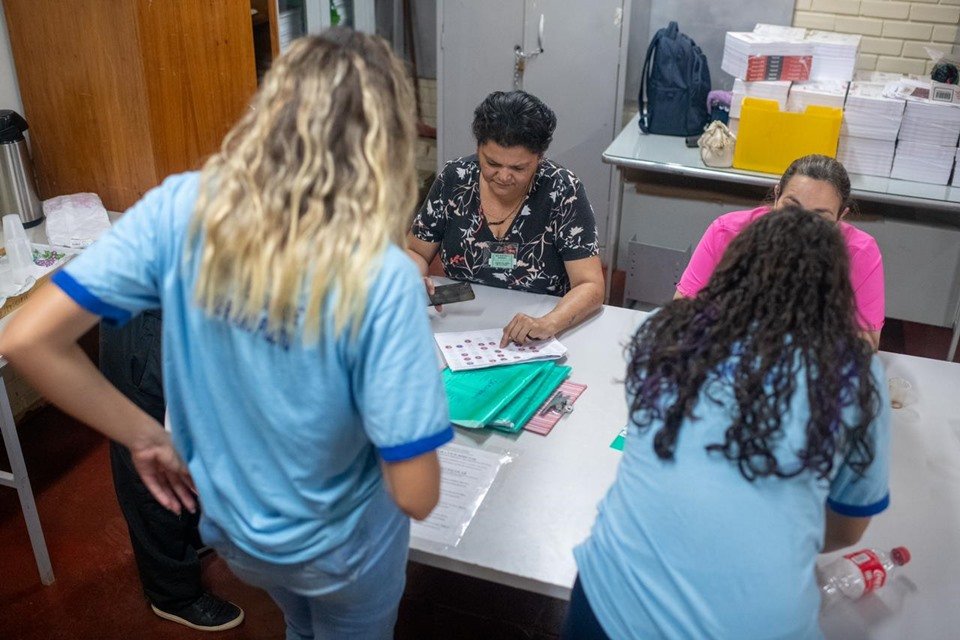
626, 206, 880, 480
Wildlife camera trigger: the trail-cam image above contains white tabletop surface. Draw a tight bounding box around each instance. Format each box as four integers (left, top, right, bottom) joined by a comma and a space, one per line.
603, 114, 960, 213
416, 283, 960, 638
410, 282, 644, 600
819, 351, 960, 638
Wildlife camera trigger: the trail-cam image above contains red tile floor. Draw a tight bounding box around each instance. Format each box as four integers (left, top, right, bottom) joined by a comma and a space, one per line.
1, 277, 957, 639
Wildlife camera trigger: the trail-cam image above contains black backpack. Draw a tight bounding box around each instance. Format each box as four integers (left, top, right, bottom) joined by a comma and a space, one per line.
638, 22, 711, 136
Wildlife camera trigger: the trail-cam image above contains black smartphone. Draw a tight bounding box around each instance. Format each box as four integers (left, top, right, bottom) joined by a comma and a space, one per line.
684, 135, 700, 148
428, 281, 475, 306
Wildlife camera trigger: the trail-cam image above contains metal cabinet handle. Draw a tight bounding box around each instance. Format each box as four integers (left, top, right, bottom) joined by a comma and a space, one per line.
513, 14, 545, 90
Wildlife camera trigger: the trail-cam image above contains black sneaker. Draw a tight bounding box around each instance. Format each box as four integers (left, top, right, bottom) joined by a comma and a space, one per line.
151, 592, 244, 631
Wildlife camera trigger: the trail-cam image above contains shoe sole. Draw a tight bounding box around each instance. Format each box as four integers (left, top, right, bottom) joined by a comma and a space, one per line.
150, 604, 245, 632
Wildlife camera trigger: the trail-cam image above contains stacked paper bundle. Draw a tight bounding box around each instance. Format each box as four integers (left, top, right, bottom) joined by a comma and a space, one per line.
890, 141, 956, 184
807, 31, 861, 81
876, 78, 960, 184
842, 82, 905, 141
722, 25, 860, 83
837, 136, 896, 178
786, 81, 848, 113
953, 149, 960, 187
897, 99, 960, 147
730, 78, 791, 118
722, 30, 813, 81
838, 82, 905, 177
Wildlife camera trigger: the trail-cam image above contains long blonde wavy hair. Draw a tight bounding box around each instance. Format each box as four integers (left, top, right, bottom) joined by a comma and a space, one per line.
190, 29, 417, 343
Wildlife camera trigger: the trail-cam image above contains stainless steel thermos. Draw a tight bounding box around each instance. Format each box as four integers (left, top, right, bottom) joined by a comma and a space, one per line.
0, 110, 42, 228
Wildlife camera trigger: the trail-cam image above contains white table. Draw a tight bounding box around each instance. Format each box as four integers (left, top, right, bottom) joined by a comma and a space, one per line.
410, 283, 644, 600
0, 217, 79, 587
819, 351, 960, 639
413, 283, 960, 638
602, 115, 960, 362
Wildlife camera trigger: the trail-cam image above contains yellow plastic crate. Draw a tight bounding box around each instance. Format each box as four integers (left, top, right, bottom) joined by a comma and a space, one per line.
733, 97, 842, 175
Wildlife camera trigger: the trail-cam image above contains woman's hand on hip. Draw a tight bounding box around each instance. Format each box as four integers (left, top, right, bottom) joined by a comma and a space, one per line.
130, 429, 198, 515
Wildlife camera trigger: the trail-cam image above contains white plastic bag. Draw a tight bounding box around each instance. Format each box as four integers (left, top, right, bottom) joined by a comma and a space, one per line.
42, 192, 111, 249
698, 121, 736, 168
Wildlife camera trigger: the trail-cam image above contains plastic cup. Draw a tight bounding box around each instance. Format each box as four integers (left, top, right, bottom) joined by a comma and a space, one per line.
3, 213, 33, 283
887, 377, 915, 410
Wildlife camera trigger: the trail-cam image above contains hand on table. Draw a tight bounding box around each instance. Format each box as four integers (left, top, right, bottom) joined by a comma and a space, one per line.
130, 429, 197, 515
500, 313, 557, 347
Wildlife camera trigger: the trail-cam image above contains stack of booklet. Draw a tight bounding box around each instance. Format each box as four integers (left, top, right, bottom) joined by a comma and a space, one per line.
837, 136, 897, 178
722, 30, 812, 82
730, 79, 791, 118
842, 82, 906, 140
953, 149, 960, 187
837, 82, 905, 177
807, 31, 861, 81
890, 140, 957, 184
729, 78, 791, 134
879, 77, 960, 184
786, 81, 848, 113
897, 99, 960, 148
722, 25, 860, 83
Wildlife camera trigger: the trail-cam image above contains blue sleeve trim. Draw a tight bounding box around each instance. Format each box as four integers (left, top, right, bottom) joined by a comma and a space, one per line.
827, 493, 890, 518
379, 425, 454, 462
52, 271, 132, 326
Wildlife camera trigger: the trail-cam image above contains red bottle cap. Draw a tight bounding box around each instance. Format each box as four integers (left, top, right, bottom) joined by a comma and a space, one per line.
892, 546, 911, 565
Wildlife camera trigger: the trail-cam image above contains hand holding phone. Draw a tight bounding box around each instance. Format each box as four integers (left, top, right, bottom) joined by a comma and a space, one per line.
428, 281, 475, 307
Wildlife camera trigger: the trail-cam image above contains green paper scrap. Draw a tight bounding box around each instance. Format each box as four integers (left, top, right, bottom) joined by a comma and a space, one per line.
610, 427, 627, 451
487, 363, 571, 433
443, 362, 550, 429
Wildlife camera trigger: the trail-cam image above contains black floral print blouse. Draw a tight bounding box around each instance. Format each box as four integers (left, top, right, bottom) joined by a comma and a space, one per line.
412, 155, 599, 296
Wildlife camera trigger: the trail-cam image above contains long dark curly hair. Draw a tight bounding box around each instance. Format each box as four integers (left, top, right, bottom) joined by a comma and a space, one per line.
626, 206, 880, 481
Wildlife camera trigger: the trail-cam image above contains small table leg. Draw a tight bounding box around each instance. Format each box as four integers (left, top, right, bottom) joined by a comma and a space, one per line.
603, 174, 626, 304
949, 323, 959, 363
0, 378, 54, 585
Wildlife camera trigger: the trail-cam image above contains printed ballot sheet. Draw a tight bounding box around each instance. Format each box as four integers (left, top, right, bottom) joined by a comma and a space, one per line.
434, 328, 567, 372
410, 444, 509, 547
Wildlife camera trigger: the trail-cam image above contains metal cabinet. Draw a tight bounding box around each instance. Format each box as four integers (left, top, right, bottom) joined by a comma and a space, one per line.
437, 0, 632, 245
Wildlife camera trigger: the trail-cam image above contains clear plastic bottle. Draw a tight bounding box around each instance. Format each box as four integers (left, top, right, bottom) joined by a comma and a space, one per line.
818, 546, 911, 605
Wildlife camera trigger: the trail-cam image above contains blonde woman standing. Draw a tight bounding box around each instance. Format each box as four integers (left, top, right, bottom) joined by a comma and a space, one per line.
0, 30, 451, 639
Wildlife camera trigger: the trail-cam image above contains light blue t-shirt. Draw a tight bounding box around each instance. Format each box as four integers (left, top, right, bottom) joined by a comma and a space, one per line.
53, 172, 453, 564
574, 352, 891, 640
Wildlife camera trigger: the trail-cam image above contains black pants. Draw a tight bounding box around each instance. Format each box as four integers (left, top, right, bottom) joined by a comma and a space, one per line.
100, 311, 203, 609
561, 576, 611, 640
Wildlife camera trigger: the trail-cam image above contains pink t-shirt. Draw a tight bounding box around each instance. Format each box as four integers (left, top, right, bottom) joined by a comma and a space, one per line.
677, 206, 885, 331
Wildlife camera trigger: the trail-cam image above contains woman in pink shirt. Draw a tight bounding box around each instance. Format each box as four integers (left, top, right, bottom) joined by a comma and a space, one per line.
676, 154, 884, 350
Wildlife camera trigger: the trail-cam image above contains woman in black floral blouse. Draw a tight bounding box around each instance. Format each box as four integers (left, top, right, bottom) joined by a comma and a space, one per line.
407, 90, 605, 347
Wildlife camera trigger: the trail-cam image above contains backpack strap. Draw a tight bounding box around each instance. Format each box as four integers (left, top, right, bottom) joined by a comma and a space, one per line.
638, 31, 661, 134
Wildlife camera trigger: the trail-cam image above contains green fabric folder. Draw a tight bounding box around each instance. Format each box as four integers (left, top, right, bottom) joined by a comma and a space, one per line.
487, 363, 571, 433
443, 361, 570, 432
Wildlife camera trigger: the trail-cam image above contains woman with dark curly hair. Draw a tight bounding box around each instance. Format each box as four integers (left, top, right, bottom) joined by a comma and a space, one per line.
677, 154, 884, 350
565, 207, 891, 639
407, 90, 604, 347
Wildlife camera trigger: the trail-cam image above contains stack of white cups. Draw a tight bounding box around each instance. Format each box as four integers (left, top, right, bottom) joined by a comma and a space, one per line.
3, 213, 33, 285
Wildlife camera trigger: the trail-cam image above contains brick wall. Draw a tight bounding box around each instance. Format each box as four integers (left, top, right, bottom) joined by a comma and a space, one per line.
794, 0, 960, 75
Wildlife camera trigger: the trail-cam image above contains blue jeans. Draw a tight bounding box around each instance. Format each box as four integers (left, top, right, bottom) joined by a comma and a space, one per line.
562, 575, 611, 640
202, 489, 409, 640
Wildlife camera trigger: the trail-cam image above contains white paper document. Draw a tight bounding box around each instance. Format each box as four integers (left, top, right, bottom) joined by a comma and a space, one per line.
410, 444, 507, 547
434, 328, 567, 372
